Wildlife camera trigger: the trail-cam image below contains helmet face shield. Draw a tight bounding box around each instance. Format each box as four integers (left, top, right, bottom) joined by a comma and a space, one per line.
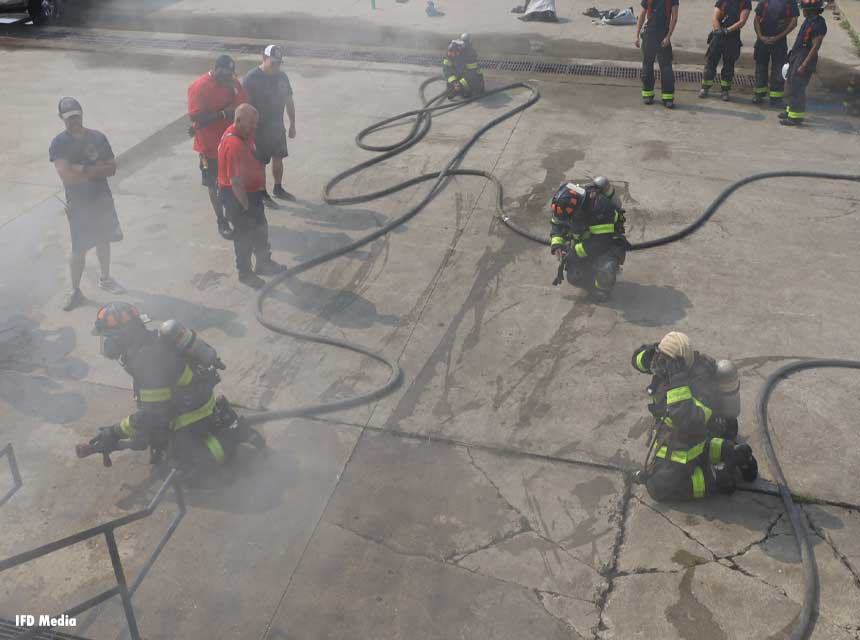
99, 334, 123, 360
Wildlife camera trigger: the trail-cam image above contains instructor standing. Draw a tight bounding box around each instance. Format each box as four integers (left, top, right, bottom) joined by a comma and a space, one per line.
218, 104, 285, 288
242, 45, 297, 207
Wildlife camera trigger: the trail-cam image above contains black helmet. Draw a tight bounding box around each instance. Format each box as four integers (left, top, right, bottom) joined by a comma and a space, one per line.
799, 0, 823, 11
92, 302, 146, 360
550, 182, 587, 219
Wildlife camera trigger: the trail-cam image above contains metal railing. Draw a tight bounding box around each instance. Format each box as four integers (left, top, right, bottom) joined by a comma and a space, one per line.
0, 470, 185, 640
0, 443, 22, 507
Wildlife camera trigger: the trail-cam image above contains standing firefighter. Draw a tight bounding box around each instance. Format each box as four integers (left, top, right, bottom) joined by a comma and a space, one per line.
549, 177, 628, 301
699, 0, 752, 101
631, 332, 758, 502
442, 33, 485, 99
636, 0, 680, 108
751, 0, 799, 105
780, 0, 827, 126
78, 302, 264, 480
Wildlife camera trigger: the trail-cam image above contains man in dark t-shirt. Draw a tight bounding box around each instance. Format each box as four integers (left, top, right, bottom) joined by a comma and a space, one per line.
780, 0, 827, 126
49, 97, 125, 311
752, 0, 799, 105
242, 45, 297, 208
635, 0, 680, 108
699, 0, 752, 101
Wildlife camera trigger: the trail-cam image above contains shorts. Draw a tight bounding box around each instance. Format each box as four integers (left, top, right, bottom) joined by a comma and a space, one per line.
255, 129, 289, 165
199, 155, 218, 189
66, 199, 124, 254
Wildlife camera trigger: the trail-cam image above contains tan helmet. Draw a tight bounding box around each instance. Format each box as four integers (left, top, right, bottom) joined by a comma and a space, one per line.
658, 331, 694, 367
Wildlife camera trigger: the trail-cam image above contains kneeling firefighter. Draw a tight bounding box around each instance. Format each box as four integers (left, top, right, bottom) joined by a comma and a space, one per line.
442, 33, 485, 99
631, 332, 758, 502
77, 302, 265, 476
549, 176, 628, 301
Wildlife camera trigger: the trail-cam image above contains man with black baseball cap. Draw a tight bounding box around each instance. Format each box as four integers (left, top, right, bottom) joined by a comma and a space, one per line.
188, 54, 248, 238
50, 97, 125, 311
242, 44, 297, 207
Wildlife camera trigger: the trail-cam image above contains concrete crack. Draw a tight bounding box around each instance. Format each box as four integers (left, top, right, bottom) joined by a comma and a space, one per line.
466, 447, 529, 523
535, 589, 589, 638
594, 476, 634, 639
803, 507, 860, 592
634, 497, 718, 561
447, 520, 533, 563
328, 520, 449, 564
720, 512, 785, 562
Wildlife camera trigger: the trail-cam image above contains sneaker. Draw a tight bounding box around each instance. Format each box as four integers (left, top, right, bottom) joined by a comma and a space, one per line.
642, 95, 654, 105
217, 218, 234, 240
272, 185, 296, 201
62, 288, 83, 311
98, 276, 126, 294
721, 90, 730, 102
662, 99, 674, 109
238, 271, 265, 289
752, 94, 764, 104
261, 192, 280, 209
698, 87, 710, 99
254, 259, 287, 276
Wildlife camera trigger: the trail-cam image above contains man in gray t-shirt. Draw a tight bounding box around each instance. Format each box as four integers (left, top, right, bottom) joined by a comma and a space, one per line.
242, 44, 297, 206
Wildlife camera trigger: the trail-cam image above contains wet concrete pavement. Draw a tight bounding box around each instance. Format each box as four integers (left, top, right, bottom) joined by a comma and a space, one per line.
1, 33, 859, 640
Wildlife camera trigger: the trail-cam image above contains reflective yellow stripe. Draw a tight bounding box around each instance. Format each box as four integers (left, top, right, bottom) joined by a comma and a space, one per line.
692, 466, 705, 498
693, 398, 713, 423
443, 59, 453, 65
769, 90, 784, 98
574, 243, 587, 258
666, 386, 692, 404
787, 110, 805, 119
459, 78, 469, 88
709, 438, 724, 465
174, 395, 216, 430
205, 434, 226, 463
177, 365, 193, 387
465, 63, 479, 69
654, 441, 705, 464
660, 416, 674, 428
720, 80, 731, 88
551, 236, 566, 247
139, 387, 172, 403
447, 75, 457, 83
642, 90, 655, 97
588, 223, 615, 235
119, 416, 135, 437
635, 350, 648, 372
702, 80, 715, 87
754, 86, 768, 94
661, 93, 674, 100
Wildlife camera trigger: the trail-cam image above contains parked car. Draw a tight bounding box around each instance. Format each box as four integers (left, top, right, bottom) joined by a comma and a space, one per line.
0, 0, 65, 24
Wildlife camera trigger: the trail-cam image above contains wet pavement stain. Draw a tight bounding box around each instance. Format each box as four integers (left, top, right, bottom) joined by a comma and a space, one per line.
665, 567, 728, 640
671, 549, 710, 568
191, 270, 228, 291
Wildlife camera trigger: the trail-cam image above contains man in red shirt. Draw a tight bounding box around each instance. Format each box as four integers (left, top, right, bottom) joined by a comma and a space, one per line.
187, 55, 247, 239
218, 103, 285, 288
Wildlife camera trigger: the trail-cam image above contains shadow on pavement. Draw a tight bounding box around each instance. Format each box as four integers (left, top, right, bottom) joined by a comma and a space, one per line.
606, 280, 692, 326
123, 289, 246, 338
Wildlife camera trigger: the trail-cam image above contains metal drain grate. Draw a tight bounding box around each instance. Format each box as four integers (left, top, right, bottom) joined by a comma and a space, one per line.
0, 27, 756, 86
0, 619, 92, 640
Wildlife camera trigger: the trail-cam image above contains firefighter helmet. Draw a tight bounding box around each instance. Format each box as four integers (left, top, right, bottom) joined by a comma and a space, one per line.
799, 0, 823, 11
550, 182, 587, 219
92, 302, 146, 360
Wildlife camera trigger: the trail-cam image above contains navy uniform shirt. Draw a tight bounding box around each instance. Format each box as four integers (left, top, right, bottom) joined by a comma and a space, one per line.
715, 0, 751, 28
793, 13, 826, 50
242, 66, 293, 138
754, 0, 799, 37
48, 128, 115, 209
641, 0, 680, 35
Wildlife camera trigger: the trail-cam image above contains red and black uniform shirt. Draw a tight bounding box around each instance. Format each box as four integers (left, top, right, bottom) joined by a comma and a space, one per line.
754, 0, 799, 36
187, 73, 248, 159
715, 0, 751, 29
217, 124, 264, 193
641, 0, 680, 35
792, 13, 826, 52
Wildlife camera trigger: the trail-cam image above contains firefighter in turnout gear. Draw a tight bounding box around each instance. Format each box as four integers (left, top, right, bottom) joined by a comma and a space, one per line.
636, 0, 680, 107
549, 177, 628, 301
82, 302, 265, 478
699, 0, 752, 101
631, 332, 759, 502
442, 33, 485, 99
751, 0, 799, 105
780, 0, 827, 126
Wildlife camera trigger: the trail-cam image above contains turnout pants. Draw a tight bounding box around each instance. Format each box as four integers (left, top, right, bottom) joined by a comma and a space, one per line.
646, 437, 735, 502
703, 33, 742, 91
641, 30, 675, 101
785, 49, 813, 122
753, 38, 788, 100
221, 189, 272, 273
565, 242, 626, 293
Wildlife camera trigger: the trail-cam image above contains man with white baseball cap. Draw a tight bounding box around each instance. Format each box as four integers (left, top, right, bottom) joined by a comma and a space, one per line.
242, 44, 297, 207
50, 97, 125, 311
